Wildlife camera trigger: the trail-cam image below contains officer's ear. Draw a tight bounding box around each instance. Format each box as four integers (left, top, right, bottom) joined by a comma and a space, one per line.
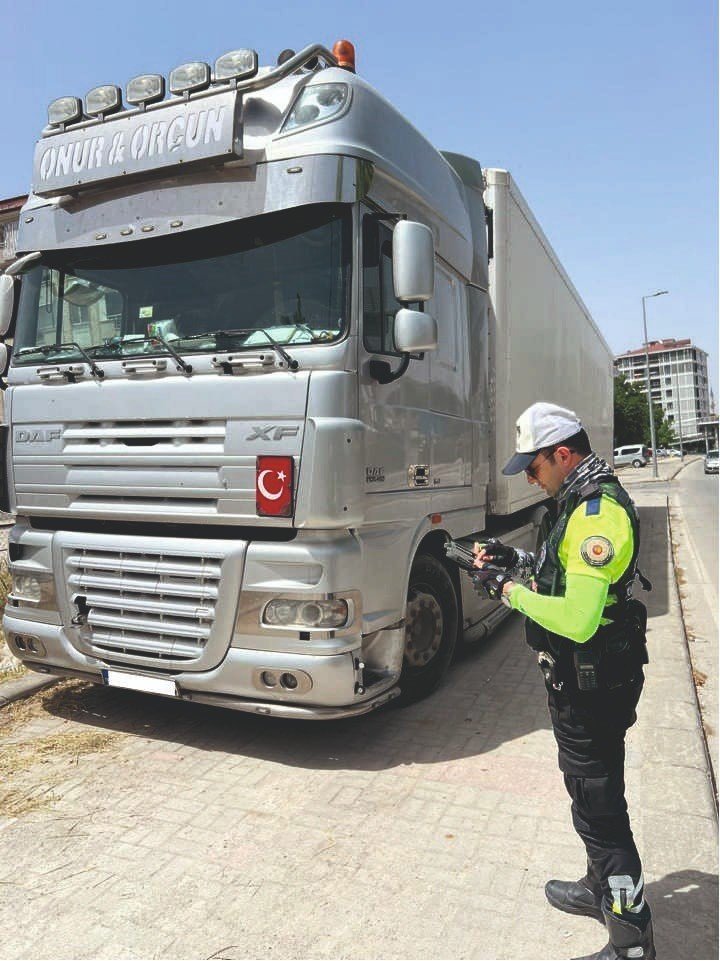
554, 445, 575, 465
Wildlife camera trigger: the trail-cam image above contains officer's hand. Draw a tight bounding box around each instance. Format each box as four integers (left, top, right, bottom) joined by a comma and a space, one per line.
472, 568, 515, 602
473, 537, 519, 571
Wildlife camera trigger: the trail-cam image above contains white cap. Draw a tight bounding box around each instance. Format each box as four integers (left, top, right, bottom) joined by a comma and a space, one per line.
502, 402, 584, 475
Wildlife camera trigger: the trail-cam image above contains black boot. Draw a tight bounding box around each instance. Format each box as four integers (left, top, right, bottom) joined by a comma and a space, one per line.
576, 902, 656, 959
545, 877, 603, 921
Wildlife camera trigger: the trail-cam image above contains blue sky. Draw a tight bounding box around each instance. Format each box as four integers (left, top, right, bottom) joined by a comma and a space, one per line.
0, 0, 716, 395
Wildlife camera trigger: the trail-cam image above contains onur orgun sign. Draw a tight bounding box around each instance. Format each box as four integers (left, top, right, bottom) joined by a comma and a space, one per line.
32, 89, 242, 196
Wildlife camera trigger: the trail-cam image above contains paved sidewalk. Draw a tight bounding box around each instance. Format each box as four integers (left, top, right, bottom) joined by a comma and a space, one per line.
0, 481, 717, 959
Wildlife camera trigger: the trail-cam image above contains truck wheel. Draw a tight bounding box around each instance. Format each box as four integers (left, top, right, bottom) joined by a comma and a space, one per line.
632, 458, 643, 468
398, 553, 458, 705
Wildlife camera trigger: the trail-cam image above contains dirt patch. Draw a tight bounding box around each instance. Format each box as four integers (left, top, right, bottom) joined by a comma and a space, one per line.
0, 680, 123, 818
693, 668, 708, 687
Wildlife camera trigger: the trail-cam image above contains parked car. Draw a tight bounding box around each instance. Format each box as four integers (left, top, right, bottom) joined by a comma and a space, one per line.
704, 450, 719, 474
666, 448, 683, 457
654, 447, 668, 457
613, 444, 650, 468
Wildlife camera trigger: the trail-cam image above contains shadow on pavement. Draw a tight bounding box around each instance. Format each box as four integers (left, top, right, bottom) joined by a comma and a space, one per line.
39, 613, 555, 773
647, 869, 719, 960
636, 505, 670, 619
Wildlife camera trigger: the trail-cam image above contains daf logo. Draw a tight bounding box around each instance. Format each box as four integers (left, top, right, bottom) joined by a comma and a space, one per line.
246, 425, 299, 442
15, 429, 62, 444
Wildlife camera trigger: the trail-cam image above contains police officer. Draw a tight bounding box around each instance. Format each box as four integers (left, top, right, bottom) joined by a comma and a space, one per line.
473, 402, 654, 961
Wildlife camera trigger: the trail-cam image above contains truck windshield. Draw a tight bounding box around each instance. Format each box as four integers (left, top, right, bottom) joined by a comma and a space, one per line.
14, 203, 351, 365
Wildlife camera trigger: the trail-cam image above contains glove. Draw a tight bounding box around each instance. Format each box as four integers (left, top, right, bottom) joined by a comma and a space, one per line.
472, 568, 515, 603
475, 538, 519, 571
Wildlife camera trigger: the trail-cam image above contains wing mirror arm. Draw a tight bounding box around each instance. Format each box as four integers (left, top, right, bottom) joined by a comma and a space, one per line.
368, 354, 411, 385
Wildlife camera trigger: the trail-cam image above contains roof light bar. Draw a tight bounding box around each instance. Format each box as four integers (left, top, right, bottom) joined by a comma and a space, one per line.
214, 48, 259, 82
126, 74, 165, 108
47, 96, 83, 128
169, 61, 211, 96
84, 85, 123, 118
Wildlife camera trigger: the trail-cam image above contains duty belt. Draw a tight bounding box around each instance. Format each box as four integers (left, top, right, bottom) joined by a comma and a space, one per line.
538, 651, 563, 691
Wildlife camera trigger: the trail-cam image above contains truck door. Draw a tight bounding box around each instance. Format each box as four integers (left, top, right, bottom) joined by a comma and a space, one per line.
358, 213, 430, 498
428, 264, 470, 488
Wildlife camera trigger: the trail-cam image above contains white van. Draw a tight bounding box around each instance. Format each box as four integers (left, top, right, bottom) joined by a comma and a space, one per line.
614, 444, 650, 468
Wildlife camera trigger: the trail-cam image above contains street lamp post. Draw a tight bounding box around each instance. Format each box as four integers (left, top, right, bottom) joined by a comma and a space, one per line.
672, 358, 685, 460
641, 290, 668, 479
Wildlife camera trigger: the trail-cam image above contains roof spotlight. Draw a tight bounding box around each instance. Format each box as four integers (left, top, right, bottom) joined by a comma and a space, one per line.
47, 96, 83, 128
169, 61, 211, 96
84, 85, 123, 118
126, 74, 165, 108
214, 49, 258, 83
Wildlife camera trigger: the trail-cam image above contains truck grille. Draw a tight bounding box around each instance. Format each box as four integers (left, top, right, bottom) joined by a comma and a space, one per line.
63, 419, 226, 448
66, 546, 222, 663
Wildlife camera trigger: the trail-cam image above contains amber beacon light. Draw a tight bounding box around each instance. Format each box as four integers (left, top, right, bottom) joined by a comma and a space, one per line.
332, 39, 356, 72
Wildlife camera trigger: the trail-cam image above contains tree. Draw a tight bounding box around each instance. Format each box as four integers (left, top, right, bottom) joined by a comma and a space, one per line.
613, 374, 673, 448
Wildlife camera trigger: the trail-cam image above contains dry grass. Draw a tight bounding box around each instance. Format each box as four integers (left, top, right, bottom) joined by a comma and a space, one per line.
0, 680, 122, 817
0, 555, 23, 681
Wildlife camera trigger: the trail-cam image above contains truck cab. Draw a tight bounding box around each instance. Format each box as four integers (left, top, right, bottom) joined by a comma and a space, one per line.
0, 42, 610, 718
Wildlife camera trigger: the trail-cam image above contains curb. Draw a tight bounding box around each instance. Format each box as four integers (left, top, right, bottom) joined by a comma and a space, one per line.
0, 672, 61, 708
666, 455, 701, 481
666, 497, 719, 815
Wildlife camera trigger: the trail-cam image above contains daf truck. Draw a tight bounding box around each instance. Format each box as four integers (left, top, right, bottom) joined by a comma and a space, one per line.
0, 41, 614, 719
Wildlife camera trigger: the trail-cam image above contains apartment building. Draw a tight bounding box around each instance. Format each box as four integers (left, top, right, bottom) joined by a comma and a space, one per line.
615, 338, 712, 445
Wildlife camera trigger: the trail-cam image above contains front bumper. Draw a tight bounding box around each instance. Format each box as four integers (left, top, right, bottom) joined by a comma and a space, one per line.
4, 613, 401, 719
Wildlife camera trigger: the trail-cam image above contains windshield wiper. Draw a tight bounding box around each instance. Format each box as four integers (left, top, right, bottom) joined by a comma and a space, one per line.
86, 334, 193, 375
148, 332, 193, 375
17, 342, 105, 381
180, 328, 299, 371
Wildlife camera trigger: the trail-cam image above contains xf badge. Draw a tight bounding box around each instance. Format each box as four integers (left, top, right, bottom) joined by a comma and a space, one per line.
246, 425, 300, 442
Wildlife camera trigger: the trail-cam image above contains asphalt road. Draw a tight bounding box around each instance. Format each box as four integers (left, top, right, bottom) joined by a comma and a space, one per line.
675, 457, 719, 603
669, 457, 719, 785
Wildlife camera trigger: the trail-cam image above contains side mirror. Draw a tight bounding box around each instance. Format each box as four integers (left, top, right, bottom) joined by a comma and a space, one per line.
0, 275, 15, 338
392, 221, 434, 302
394, 308, 438, 353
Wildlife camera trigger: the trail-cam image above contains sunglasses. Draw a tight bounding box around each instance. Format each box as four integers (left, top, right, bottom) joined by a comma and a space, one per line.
525, 449, 555, 479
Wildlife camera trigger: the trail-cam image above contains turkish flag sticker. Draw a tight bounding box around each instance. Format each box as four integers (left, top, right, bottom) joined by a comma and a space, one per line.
256, 456, 294, 517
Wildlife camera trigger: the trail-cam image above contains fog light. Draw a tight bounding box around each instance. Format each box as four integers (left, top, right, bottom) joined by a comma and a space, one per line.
260, 670, 278, 688
280, 672, 298, 690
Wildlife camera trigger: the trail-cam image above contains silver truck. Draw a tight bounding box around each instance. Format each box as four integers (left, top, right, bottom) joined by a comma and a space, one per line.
0, 42, 613, 719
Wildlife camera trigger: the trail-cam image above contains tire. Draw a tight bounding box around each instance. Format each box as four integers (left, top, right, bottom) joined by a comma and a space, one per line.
398, 553, 459, 705
632, 459, 643, 468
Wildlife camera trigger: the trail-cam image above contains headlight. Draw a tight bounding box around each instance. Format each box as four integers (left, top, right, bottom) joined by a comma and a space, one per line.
282, 83, 349, 134
263, 597, 349, 630
10, 570, 56, 608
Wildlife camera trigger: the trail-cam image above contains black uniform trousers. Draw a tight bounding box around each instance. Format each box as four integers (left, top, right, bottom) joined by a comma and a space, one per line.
547, 674, 644, 902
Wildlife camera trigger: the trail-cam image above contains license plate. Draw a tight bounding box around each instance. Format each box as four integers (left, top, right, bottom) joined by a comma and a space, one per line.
102, 669, 177, 697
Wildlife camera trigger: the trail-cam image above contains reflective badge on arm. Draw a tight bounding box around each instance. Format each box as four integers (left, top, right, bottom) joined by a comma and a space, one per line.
580, 536, 615, 567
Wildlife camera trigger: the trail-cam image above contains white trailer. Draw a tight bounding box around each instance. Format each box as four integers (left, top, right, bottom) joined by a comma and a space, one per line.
0, 41, 612, 718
